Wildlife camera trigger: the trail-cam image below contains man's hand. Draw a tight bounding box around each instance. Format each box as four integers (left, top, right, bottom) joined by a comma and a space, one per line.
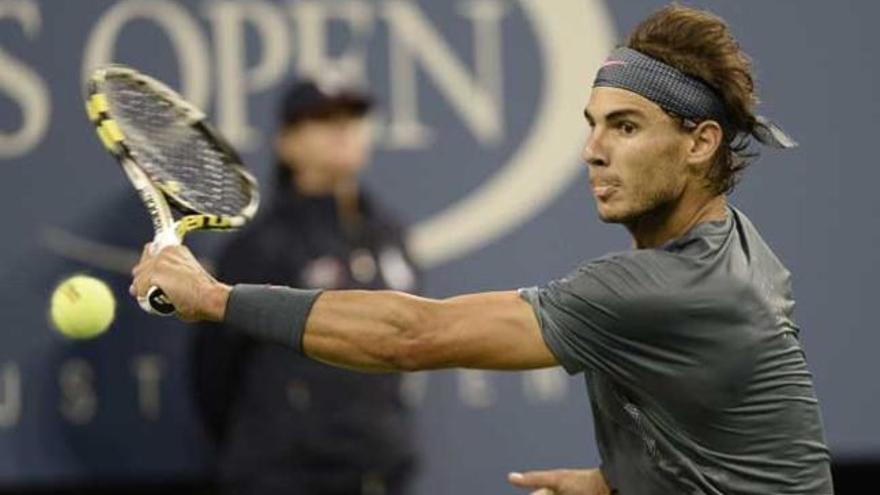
508, 468, 611, 495
130, 243, 230, 322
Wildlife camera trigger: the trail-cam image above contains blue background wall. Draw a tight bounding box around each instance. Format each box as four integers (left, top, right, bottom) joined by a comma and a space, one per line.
0, 1, 877, 493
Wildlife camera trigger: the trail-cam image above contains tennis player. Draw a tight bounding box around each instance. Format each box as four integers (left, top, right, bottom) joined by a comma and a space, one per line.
132, 5, 833, 494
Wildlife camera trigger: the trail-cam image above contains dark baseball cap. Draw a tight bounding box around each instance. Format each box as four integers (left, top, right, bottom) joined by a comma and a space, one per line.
279, 77, 373, 125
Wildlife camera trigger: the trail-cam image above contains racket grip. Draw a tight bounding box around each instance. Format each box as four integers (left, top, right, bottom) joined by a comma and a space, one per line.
139, 286, 176, 316
140, 230, 181, 316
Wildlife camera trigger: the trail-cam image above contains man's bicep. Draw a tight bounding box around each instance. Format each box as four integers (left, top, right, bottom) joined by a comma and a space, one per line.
428, 291, 559, 370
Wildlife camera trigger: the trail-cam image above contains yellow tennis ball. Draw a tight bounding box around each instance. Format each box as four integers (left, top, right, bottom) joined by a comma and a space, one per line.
49, 275, 116, 339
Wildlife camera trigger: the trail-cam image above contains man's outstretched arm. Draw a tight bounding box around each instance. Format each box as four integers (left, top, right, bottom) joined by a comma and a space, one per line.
303, 289, 556, 371
131, 244, 558, 372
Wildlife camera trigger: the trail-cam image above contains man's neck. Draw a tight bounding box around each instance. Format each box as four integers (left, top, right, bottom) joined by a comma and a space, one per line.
292, 175, 362, 227
626, 192, 728, 249
292, 169, 337, 196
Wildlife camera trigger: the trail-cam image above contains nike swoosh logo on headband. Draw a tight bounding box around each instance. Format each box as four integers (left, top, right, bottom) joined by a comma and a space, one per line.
600, 60, 627, 68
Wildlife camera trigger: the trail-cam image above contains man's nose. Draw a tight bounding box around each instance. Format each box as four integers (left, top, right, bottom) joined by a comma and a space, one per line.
582, 130, 608, 167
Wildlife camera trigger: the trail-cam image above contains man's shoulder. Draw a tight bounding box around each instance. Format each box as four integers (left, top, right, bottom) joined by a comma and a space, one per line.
558, 246, 741, 315
574, 248, 690, 283
554, 250, 674, 303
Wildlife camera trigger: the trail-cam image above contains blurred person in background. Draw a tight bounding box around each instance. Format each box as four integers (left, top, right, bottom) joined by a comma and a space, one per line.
192, 75, 420, 495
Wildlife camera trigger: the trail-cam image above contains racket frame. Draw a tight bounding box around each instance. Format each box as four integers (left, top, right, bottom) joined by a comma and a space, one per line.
84, 64, 259, 314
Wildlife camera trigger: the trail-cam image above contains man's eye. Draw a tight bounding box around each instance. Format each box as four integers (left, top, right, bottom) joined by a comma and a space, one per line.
619, 121, 637, 134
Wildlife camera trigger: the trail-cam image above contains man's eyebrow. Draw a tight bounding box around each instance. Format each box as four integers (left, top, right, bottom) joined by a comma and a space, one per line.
583, 107, 647, 125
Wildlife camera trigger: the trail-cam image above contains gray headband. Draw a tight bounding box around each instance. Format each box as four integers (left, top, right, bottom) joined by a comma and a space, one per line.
593, 47, 797, 149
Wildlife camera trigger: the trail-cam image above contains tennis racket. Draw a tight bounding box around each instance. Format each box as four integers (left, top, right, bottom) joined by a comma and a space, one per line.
84, 64, 259, 316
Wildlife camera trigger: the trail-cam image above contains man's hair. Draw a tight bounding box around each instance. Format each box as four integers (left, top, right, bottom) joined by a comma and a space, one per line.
626, 4, 758, 194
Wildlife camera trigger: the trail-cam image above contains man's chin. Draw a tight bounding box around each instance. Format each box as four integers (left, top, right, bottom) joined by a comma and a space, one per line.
596, 207, 627, 224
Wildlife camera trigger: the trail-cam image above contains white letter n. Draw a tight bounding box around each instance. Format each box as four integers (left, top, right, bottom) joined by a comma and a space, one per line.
383, 0, 506, 149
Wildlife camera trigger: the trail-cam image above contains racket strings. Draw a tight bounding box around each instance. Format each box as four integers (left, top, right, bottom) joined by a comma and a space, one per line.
102, 78, 252, 217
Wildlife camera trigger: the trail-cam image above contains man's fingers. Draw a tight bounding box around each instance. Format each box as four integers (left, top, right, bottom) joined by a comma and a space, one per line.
139, 242, 154, 263
509, 472, 528, 487
508, 471, 561, 489
131, 271, 153, 299
131, 242, 181, 298
530, 490, 555, 495
131, 242, 158, 285
132, 256, 167, 298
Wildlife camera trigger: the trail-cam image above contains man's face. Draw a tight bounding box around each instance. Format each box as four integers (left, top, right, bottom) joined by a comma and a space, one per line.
277, 112, 373, 181
582, 87, 694, 224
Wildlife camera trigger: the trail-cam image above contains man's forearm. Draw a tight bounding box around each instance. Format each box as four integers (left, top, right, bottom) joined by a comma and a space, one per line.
216, 283, 554, 372
303, 290, 431, 372
217, 283, 430, 372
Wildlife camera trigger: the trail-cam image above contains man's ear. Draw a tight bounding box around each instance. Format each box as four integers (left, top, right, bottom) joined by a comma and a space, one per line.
686, 120, 723, 168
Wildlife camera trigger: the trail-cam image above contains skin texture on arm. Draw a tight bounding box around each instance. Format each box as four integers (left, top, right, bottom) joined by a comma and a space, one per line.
303, 289, 558, 372
130, 244, 558, 372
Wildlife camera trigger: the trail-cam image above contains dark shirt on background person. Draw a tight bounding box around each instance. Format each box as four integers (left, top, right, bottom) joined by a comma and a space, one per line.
192, 76, 420, 495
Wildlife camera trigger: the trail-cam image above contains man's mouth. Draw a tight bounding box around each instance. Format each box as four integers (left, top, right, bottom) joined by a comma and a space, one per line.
591, 177, 621, 201
593, 185, 617, 201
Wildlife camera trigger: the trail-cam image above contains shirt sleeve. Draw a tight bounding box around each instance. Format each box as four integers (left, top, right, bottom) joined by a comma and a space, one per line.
519, 252, 687, 386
